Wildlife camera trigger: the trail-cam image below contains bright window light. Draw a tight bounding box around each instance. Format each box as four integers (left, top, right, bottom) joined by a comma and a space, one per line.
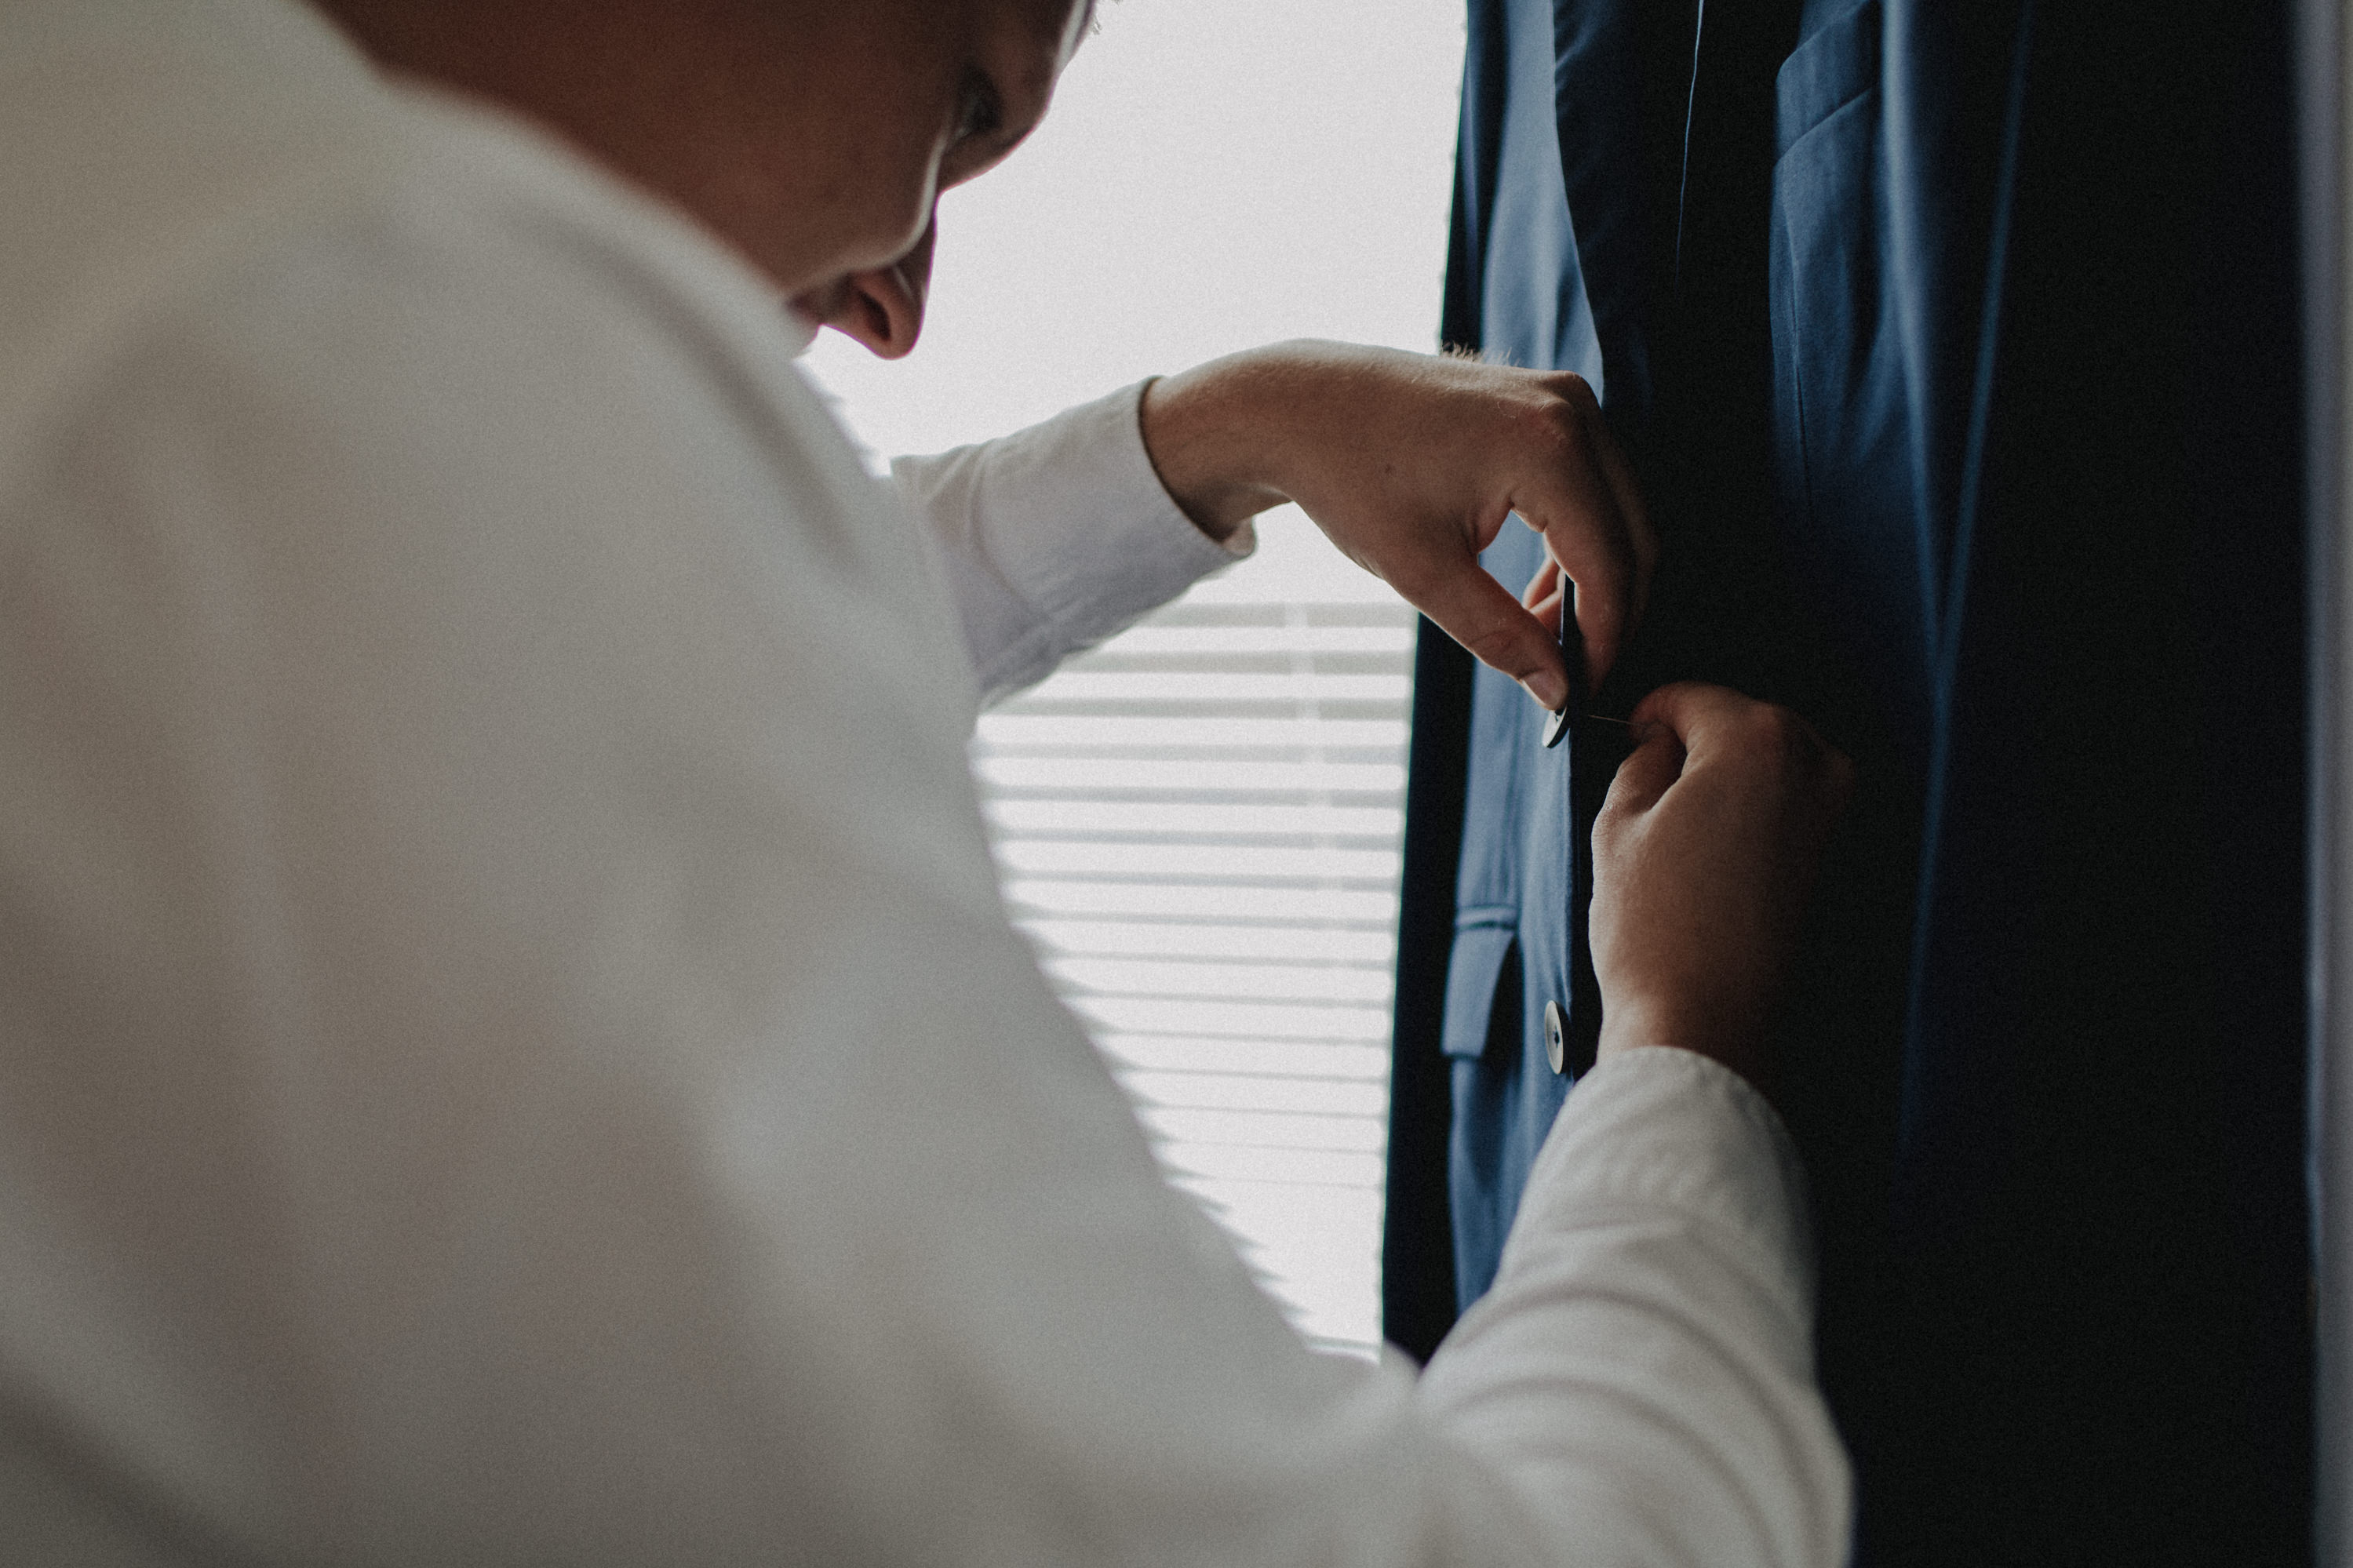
804, 0, 1464, 1358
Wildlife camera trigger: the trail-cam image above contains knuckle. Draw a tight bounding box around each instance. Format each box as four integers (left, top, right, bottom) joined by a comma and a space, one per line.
1740, 704, 1853, 802
1721, 702, 1833, 790
1510, 391, 1585, 454
1544, 371, 1600, 415
1733, 702, 1803, 758
1519, 423, 1581, 481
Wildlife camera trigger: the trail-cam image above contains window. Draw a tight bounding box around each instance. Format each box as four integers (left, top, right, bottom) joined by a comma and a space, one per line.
978, 521, 1412, 1354
806, 0, 1462, 1358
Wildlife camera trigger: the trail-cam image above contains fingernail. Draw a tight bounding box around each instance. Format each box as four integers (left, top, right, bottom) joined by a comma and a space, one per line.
1521, 673, 1567, 711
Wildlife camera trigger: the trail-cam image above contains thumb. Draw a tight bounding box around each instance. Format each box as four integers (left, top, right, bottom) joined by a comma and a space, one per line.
1601, 720, 1687, 817
1626, 679, 1749, 755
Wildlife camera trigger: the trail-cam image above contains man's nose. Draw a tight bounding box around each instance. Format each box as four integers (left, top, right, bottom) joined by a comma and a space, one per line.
815, 220, 937, 360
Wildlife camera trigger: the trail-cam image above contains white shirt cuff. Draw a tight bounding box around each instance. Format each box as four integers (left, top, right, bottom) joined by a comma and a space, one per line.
892, 380, 1255, 706
1507, 1046, 1817, 1312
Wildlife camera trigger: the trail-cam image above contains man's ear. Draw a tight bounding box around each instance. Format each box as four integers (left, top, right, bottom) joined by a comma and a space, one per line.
803, 220, 936, 359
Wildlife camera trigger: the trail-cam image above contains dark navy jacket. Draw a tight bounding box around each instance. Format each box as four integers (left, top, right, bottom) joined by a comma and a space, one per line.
1384, 2, 2313, 1560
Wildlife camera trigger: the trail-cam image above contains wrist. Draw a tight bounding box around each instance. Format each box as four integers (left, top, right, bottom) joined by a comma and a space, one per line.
1597, 1001, 1771, 1094
1137, 346, 1325, 542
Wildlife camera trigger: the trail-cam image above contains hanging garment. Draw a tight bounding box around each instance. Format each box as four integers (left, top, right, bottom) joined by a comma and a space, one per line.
1386, 0, 1806, 1348
1386, 1, 2314, 1561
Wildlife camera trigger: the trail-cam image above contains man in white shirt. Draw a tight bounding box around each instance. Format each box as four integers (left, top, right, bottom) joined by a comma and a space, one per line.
0, 0, 1856, 1563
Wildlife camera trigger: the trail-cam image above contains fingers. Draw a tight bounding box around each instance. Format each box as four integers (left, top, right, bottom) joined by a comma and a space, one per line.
1411, 559, 1574, 711
1601, 718, 1688, 817
1626, 680, 1857, 820
1262, 352, 1651, 714
1619, 682, 1769, 776
1513, 392, 1647, 690
1518, 488, 1634, 689
1598, 683, 1735, 824
1626, 680, 1759, 751
1521, 555, 1561, 614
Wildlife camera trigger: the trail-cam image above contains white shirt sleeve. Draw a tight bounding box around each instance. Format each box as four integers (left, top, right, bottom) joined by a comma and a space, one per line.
0, 97, 1849, 1568
890, 382, 1255, 708
1424, 1050, 1854, 1567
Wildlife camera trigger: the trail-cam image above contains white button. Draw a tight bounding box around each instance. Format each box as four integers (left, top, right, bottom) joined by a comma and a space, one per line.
1544, 999, 1568, 1075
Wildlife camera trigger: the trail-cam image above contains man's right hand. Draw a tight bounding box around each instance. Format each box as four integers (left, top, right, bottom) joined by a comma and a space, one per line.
1589, 682, 1855, 1090
1138, 342, 1653, 709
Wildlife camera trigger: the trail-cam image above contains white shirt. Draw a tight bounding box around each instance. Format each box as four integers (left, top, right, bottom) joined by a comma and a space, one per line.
0, 2, 1851, 1563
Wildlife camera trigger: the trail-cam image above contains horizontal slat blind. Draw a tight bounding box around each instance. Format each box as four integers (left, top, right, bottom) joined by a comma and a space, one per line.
975, 513, 1414, 1356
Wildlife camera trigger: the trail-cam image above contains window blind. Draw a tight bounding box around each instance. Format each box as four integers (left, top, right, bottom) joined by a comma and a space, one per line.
974, 517, 1415, 1357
